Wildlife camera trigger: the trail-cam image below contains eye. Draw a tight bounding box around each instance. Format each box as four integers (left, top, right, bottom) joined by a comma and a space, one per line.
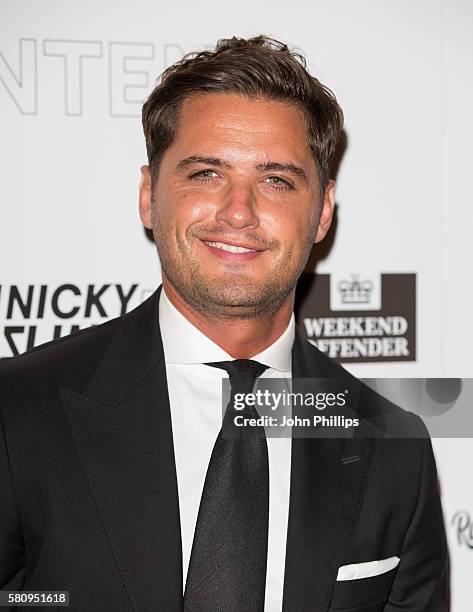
265, 176, 294, 190
188, 169, 219, 181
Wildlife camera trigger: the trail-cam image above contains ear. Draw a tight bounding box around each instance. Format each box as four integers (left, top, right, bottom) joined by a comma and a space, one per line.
314, 179, 335, 244
139, 165, 153, 229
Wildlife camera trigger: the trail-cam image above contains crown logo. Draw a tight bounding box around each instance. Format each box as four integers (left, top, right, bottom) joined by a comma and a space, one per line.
338, 274, 373, 304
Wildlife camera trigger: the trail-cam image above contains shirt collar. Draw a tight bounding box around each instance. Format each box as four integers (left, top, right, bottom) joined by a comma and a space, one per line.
159, 287, 294, 372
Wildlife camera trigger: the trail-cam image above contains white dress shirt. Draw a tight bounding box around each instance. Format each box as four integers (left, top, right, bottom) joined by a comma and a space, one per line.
159, 288, 293, 612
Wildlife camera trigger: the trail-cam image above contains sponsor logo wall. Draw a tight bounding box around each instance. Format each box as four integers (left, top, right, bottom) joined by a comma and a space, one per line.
452, 510, 473, 550
1, 1, 472, 608
0, 38, 200, 118
434, 437, 473, 610
296, 273, 415, 362
0, 283, 152, 357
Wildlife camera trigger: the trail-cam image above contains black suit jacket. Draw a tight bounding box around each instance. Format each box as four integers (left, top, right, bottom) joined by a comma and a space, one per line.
0, 287, 449, 611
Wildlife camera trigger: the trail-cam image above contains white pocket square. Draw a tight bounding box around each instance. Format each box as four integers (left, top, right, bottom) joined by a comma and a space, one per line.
336, 556, 400, 581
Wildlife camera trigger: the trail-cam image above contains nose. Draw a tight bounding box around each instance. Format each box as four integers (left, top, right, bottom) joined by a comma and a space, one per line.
215, 182, 259, 230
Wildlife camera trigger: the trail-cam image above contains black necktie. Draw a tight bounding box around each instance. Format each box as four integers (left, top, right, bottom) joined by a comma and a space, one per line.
183, 359, 270, 612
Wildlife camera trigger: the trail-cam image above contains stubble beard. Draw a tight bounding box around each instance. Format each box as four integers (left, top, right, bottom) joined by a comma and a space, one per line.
153, 223, 315, 321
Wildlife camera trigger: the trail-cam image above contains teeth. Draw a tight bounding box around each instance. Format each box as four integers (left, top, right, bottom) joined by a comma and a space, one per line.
206, 241, 256, 253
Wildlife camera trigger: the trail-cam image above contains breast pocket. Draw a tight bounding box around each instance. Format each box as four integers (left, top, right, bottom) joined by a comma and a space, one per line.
329, 567, 397, 611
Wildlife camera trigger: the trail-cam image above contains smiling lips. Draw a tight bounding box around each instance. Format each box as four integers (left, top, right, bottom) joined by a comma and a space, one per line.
201, 239, 265, 260
206, 241, 256, 253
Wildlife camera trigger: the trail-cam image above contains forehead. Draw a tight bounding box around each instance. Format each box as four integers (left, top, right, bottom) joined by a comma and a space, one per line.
171, 92, 314, 166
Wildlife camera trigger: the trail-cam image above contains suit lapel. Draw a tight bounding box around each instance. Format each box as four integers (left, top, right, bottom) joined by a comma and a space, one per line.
282, 327, 376, 611
60, 288, 183, 611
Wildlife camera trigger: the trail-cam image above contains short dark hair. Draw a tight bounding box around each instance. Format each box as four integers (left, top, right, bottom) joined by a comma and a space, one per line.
142, 35, 344, 196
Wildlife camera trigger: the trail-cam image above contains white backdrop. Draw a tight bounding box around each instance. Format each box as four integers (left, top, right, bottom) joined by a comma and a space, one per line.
1, 0, 472, 608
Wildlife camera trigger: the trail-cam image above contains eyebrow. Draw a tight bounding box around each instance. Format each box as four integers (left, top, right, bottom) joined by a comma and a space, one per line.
175, 155, 309, 183
256, 161, 309, 183
176, 156, 232, 171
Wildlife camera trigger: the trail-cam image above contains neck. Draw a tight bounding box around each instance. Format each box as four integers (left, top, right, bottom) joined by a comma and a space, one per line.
162, 280, 294, 359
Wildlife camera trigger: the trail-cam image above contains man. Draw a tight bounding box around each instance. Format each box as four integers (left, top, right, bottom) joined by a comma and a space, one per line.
0, 36, 448, 611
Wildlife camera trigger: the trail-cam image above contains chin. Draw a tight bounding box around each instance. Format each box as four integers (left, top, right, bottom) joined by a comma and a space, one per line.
206, 285, 260, 305
195, 282, 289, 318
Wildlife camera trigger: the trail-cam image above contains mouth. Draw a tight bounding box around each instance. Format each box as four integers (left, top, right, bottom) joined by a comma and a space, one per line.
200, 239, 265, 261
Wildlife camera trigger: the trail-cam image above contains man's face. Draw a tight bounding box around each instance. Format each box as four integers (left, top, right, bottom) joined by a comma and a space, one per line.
140, 93, 334, 319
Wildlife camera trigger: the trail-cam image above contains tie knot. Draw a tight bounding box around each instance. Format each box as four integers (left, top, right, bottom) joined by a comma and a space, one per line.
206, 359, 269, 389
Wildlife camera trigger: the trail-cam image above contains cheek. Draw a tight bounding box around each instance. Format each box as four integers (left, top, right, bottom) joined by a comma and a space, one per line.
260, 204, 316, 258
172, 193, 217, 233
260, 207, 305, 241
185, 195, 217, 223
155, 192, 215, 232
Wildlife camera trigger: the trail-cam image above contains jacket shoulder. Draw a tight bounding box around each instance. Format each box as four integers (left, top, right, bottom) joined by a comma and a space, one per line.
299, 333, 423, 436
0, 313, 121, 400
0, 289, 161, 425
